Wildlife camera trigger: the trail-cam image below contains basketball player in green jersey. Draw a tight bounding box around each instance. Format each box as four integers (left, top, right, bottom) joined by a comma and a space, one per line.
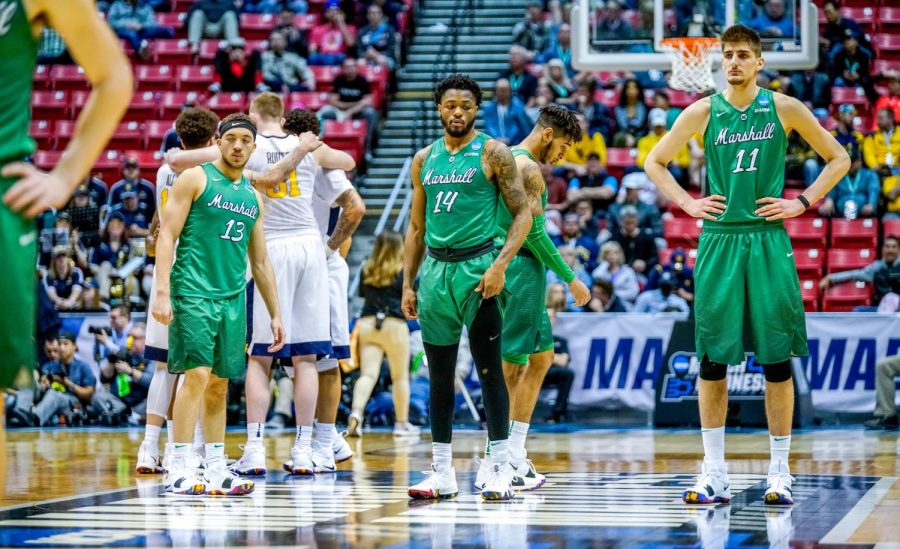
475, 106, 590, 492
403, 74, 532, 501
645, 25, 850, 505
153, 114, 286, 496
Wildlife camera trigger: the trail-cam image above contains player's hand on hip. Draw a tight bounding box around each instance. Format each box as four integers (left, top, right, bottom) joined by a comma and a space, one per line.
755, 197, 805, 221
151, 295, 173, 326
298, 131, 323, 153
568, 278, 591, 307
402, 288, 418, 320
268, 317, 286, 353
475, 264, 505, 299
683, 195, 726, 221
1, 163, 73, 218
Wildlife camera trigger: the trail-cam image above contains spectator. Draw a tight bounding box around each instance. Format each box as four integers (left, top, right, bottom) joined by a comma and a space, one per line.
547, 248, 593, 311
789, 69, 831, 119
37, 28, 72, 65
542, 59, 576, 105
573, 78, 614, 144
831, 29, 877, 105
308, 0, 357, 66
553, 212, 600, 271
567, 153, 617, 217
749, 0, 795, 38
863, 108, 900, 219
347, 231, 419, 437
107, 0, 174, 61
110, 190, 151, 238
584, 277, 630, 312
274, 7, 310, 58
592, 241, 640, 303
93, 323, 153, 425
318, 58, 379, 163
482, 79, 531, 146
528, 81, 558, 122
543, 162, 571, 213
261, 30, 316, 92
646, 247, 694, 303
634, 271, 690, 313
212, 38, 265, 93
94, 305, 134, 362
44, 247, 85, 311
537, 22, 575, 77
544, 325, 575, 423
653, 91, 682, 130
358, 3, 396, 69
30, 333, 96, 427
186, 0, 241, 55
820, 236, 900, 309
511, 2, 550, 57
90, 212, 134, 303
818, 144, 879, 219
241, 0, 307, 13
561, 116, 608, 175
832, 103, 864, 151
573, 199, 599, 240
607, 175, 664, 240
611, 205, 658, 276
785, 132, 821, 188
594, 0, 634, 44
44, 212, 89, 269
637, 108, 689, 184
822, 0, 872, 57
545, 282, 569, 314
77, 176, 109, 209
613, 78, 648, 147
61, 187, 102, 252
108, 157, 155, 217
499, 45, 539, 107
863, 353, 900, 430
872, 72, 900, 133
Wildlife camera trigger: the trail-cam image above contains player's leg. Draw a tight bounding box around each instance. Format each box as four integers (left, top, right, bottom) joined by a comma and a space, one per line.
349, 317, 385, 434
288, 354, 319, 475
318, 255, 354, 462
313, 362, 342, 465
383, 317, 417, 435
136, 362, 176, 474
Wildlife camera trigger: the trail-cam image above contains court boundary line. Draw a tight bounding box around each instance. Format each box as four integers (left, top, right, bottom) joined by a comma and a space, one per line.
0, 485, 158, 513
820, 476, 897, 544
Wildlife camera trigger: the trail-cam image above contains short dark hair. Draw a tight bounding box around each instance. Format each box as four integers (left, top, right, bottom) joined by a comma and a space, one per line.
111, 304, 130, 319
886, 235, 899, 245
578, 78, 597, 94
175, 108, 220, 149
593, 277, 613, 295
654, 90, 670, 103
434, 73, 483, 106
720, 24, 762, 57
536, 105, 582, 141
282, 108, 321, 136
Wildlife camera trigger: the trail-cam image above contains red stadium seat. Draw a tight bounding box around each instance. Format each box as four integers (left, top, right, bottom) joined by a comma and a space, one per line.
92, 150, 125, 182
198, 39, 221, 61
240, 13, 278, 40
831, 86, 869, 106
828, 247, 876, 271
595, 88, 619, 108
323, 119, 367, 162
799, 279, 820, 312
311, 65, 340, 92
135, 65, 175, 92
154, 39, 193, 66
841, 7, 875, 31
879, 7, 900, 32
50, 65, 89, 91
793, 248, 825, 278
245, 39, 267, 53
293, 13, 320, 30
108, 121, 145, 151
33, 150, 63, 171
125, 91, 160, 122
287, 91, 330, 111
145, 120, 174, 150
177, 65, 216, 91
873, 33, 900, 61
884, 219, 900, 238
822, 281, 871, 311
31, 91, 69, 120
663, 218, 704, 248
831, 218, 878, 249
206, 92, 247, 116
123, 150, 164, 180
54, 120, 76, 148
29, 120, 54, 150
160, 91, 204, 117
785, 217, 828, 248
33, 65, 51, 91
156, 12, 185, 30
359, 64, 389, 109
605, 148, 637, 179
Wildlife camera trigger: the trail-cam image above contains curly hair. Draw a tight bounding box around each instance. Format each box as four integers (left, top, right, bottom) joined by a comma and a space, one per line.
434, 73, 483, 106
721, 24, 762, 57
282, 108, 321, 136
537, 105, 582, 142
174, 108, 220, 149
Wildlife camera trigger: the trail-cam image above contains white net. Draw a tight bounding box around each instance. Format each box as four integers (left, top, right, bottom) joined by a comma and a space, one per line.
660, 39, 720, 94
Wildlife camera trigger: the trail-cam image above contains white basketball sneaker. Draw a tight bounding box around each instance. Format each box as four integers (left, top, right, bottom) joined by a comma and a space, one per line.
408, 465, 459, 499
764, 461, 795, 505
204, 455, 255, 496
474, 457, 490, 490
481, 462, 516, 501
311, 441, 337, 473
393, 422, 421, 436
284, 445, 315, 475
135, 441, 164, 474
683, 461, 732, 504
510, 459, 545, 491
333, 432, 353, 463
161, 443, 174, 473
165, 453, 206, 495
229, 444, 267, 476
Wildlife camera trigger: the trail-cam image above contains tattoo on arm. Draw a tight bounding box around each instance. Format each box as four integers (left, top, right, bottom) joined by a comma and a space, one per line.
489, 141, 531, 266
327, 189, 364, 249
521, 162, 545, 217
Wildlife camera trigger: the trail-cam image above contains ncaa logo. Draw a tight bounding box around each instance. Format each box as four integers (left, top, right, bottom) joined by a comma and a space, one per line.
758, 96, 770, 107
471, 142, 482, 151
671, 354, 691, 375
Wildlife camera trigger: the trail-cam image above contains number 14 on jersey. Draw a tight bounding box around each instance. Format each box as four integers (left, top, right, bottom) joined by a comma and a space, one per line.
432, 190, 459, 214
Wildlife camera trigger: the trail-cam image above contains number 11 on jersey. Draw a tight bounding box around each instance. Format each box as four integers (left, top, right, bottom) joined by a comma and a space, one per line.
433, 190, 459, 214
732, 147, 760, 174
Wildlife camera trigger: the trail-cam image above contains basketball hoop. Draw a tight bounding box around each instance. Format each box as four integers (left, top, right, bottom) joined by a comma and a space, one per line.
660, 37, 720, 94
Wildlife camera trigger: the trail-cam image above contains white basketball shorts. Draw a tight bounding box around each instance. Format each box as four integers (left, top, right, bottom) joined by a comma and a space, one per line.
145, 266, 169, 362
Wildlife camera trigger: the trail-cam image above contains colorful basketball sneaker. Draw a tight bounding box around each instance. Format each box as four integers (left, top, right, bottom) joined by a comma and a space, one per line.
204, 456, 255, 496
764, 461, 795, 505
683, 461, 731, 504
135, 440, 164, 474
284, 445, 315, 475
510, 459, 545, 491
481, 462, 516, 501
229, 444, 267, 476
311, 441, 337, 473
165, 454, 205, 496
408, 465, 459, 499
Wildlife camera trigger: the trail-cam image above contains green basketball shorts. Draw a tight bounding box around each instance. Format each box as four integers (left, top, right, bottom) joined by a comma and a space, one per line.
0, 174, 36, 388
168, 292, 247, 379
417, 249, 508, 346
694, 221, 808, 365
501, 253, 553, 365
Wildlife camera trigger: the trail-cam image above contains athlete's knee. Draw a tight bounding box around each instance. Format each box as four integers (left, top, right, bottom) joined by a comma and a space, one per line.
184, 367, 212, 387
762, 360, 792, 383
699, 356, 727, 381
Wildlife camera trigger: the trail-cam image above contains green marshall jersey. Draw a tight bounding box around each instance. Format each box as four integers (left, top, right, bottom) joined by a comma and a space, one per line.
0, 0, 39, 163
704, 88, 787, 223
421, 132, 498, 249
495, 148, 546, 247
172, 163, 259, 299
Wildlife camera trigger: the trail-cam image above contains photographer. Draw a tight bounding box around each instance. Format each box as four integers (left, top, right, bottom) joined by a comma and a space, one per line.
93, 305, 133, 362
31, 333, 96, 427
92, 323, 153, 425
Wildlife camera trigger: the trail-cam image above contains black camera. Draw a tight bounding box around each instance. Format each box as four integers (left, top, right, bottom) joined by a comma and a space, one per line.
88, 326, 111, 336
107, 350, 130, 364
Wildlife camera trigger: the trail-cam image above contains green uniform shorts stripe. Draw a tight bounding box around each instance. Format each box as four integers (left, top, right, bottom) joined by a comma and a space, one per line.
694, 220, 808, 365
168, 293, 247, 379
501, 254, 553, 365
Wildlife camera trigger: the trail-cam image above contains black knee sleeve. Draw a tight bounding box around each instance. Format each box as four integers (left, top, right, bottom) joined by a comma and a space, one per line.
468, 298, 509, 442
699, 356, 728, 381
762, 360, 793, 383
423, 342, 459, 444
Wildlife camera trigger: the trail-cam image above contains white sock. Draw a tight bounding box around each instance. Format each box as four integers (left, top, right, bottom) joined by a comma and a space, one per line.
247, 423, 265, 446
193, 422, 205, 449
488, 439, 509, 466
483, 437, 490, 459
172, 442, 191, 469
701, 426, 726, 469
166, 419, 174, 435
508, 421, 529, 465
769, 434, 791, 473
433, 442, 452, 471
143, 424, 161, 448
331, 424, 341, 438
205, 442, 225, 465
315, 421, 335, 449
294, 425, 313, 449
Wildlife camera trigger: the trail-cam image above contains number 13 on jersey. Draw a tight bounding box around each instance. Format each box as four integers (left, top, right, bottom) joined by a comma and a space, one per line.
432, 190, 459, 214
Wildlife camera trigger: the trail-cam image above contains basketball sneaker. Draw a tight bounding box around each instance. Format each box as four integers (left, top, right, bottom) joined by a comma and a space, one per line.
165, 454, 205, 495
229, 444, 267, 476
333, 433, 353, 463
204, 455, 255, 496
474, 457, 490, 490
409, 465, 458, 499
135, 441, 164, 474
284, 445, 315, 475
764, 461, 795, 505
345, 412, 362, 437
510, 459, 545, 491
481, 462, 516, 501
683, 461, 731, 504
161, 443, 174, 473
311, 441, 337, 473
393, 422, 421, 436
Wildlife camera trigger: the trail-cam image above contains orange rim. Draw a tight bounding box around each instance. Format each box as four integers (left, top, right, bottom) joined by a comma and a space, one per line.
661, 37, 720, 60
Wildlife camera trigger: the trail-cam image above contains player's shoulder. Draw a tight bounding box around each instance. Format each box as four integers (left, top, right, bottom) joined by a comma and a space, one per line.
772, 92, 806, 117
412, 144, 433, 166
684, 96, 713, 117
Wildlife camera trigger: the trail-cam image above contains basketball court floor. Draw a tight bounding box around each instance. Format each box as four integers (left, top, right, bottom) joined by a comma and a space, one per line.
1, 427, 897, 547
